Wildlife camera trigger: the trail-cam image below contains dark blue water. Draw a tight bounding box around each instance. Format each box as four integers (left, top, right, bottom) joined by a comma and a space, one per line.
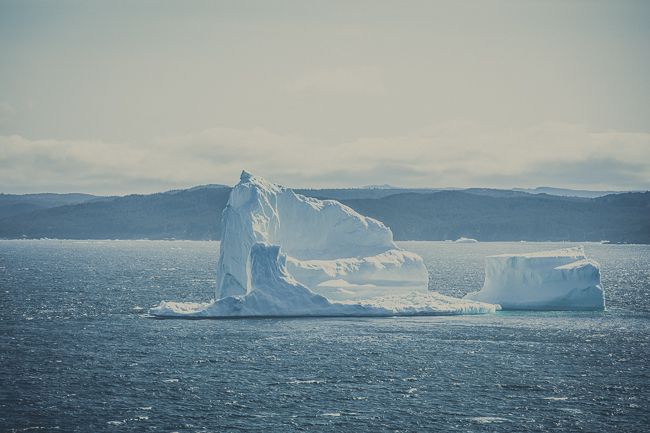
1, 240, 649, 432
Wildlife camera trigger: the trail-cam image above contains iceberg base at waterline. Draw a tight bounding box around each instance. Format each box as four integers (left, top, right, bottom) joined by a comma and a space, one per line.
463, 247, 605, 311
150, 243, 499, 318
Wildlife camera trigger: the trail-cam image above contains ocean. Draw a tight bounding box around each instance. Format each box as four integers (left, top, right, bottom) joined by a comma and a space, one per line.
1, 240, 649, 432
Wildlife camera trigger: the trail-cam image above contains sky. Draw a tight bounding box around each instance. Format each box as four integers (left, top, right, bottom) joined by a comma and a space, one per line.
1, 0, 649, 194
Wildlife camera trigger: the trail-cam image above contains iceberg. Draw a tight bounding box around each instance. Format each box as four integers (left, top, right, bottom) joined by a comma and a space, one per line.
216, 170, 428, 301
151, 171, 497, 317
463, 247, 605, 310
454, 237, 478, 243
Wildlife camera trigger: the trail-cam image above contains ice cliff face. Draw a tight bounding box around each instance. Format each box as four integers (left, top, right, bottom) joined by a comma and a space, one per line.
463, 247, 605, 310
216, 170, 428, 301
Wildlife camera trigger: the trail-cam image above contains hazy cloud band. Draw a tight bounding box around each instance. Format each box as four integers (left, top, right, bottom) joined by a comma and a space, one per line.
1, 122, 648, 194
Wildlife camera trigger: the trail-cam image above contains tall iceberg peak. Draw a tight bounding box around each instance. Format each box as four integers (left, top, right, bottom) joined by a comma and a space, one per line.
216, 171, 426, 300
239, 169, 253, 181
463, 246, 605, 310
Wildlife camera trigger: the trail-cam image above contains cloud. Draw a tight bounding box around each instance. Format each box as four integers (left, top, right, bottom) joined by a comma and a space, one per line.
478, 158, 647, 189
528, 158, 647, 187
289, 66, 386, 96
1, 122, 649, 194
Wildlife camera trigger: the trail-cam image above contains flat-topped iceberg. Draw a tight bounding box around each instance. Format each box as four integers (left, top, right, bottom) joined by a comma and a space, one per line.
151, 171, 497, 317
463, 247, 605, 311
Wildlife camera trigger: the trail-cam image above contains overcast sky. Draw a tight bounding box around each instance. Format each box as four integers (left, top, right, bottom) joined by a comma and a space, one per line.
1, 0, 649, 194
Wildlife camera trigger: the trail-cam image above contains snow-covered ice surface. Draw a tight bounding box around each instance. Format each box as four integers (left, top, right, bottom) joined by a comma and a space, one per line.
464, 247, 605, 311
151, 171, 497, 318
286, 249, 428, 301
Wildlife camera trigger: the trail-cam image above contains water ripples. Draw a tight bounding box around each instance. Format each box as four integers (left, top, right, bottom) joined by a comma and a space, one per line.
1, 240, 649, 432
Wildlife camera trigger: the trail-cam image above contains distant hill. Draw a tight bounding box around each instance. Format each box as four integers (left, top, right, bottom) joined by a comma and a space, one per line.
512, 186, 627, 198
294, 187, 442, 200
0, 193, 100, 219
301, 186, 587, 201
0, 187, 230, 240
0, 186, 648, 243
342, 191, 650, 243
